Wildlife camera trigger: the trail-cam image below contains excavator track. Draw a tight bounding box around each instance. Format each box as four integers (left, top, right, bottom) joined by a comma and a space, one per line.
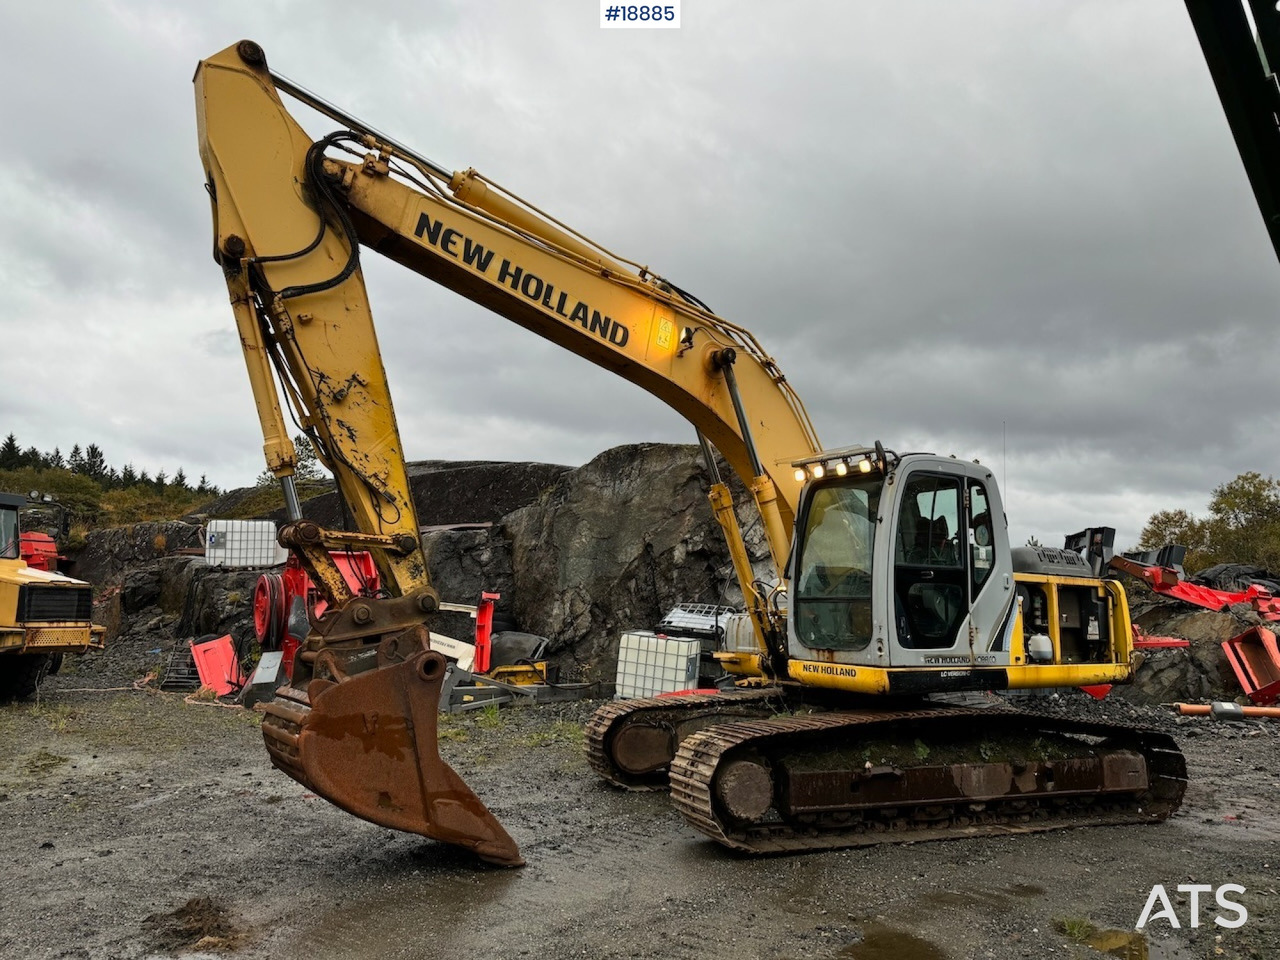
668, 705, 1187, 854
586, 689, 782, 789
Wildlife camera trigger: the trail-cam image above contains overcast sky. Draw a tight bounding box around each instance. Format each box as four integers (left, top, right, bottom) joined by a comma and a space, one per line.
2, 0, 1278, 549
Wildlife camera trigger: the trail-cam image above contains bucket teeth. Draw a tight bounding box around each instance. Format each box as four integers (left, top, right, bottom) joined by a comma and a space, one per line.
261, 650, 523, 867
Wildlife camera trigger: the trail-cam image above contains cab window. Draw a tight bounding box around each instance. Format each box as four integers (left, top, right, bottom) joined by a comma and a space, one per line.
794, 478, 882, 651
0, 509, 19, 560
968, 481, 995, 593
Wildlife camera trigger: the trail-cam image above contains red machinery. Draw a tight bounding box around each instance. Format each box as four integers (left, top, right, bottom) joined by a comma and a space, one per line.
18, 532, 64, 572
1108, 554, 1280, 616
253, 551, 381, 679
253, 553, 500, 679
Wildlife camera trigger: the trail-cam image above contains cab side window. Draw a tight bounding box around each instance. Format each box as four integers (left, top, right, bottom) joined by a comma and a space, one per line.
895, 476, 961, 568
968, 481, 995, 594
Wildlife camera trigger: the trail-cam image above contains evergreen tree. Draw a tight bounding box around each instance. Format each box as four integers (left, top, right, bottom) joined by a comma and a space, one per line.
21, 446, 42, 469
68, 444, 85, 473
84, 444, 107, 481
47, 447, 65, 469
173, 468, 188, 492
154, 470, 167, 492
294, 433, 323, 483
0, 434, 20, 470
137, 469, 151, 487
120, 463, 137, 487
196, 474, 209, 495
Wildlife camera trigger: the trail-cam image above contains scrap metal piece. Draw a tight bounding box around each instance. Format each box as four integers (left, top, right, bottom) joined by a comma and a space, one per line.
1221, 627, 1280, 706
190, 634, 244, 696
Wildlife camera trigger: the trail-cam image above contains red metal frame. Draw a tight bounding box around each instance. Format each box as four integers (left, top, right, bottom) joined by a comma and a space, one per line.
1221, 627, 1280, 705
253, 551, 381, 680
1110, 556, 1280, 621
1130, 626, 1190, 649
191, 634, 245, 696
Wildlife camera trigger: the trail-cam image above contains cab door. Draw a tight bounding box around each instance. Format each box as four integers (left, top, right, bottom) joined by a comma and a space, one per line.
887, 461, 1014, 666
891, 471, 969, 654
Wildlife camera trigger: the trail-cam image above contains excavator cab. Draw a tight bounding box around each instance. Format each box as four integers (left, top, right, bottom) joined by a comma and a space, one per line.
789, 450, 1015, 673
786, 448, 1131, 695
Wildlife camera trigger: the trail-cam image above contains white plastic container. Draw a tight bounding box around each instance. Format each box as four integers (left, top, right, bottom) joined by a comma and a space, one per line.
615, 631, 701, 699
720, 612, 762, 654
205, 519, 288, 569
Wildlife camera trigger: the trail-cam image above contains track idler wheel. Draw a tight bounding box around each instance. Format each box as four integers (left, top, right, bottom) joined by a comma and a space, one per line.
261, 635, 523, 867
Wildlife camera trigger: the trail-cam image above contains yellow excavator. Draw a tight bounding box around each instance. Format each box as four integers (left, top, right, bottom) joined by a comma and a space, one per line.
194, 41, 1185, 867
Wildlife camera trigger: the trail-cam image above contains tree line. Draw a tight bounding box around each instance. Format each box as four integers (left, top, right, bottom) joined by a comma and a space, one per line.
1139, 471, 1280, 573
0, 433, 226, 534
0, 433, 219, 497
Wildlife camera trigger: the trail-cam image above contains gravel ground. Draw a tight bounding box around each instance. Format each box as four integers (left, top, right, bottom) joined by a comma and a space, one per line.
1, 663, 1277, 960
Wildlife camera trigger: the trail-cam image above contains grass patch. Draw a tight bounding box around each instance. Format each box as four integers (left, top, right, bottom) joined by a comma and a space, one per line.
27, 703, 78, 734
1053, 917, 1099, 944
437, 712, 469, 742
516, 720, 583, 748
474, 703, 503, 730
23, 749, 70, 776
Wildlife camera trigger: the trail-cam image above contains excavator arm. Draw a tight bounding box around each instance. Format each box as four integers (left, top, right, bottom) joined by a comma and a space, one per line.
195, 40, 820, 864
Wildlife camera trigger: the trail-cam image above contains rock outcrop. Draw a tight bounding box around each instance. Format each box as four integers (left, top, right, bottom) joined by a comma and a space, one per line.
70, 521, 204, 586
499, 443, 769, 682
267, 460, 573, 529
1118, 600, 1244, 704
420, 526, 517, 643
416, 444, 771, 681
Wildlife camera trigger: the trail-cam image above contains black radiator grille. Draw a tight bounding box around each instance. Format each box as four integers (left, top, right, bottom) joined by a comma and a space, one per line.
16, 584, 93, 623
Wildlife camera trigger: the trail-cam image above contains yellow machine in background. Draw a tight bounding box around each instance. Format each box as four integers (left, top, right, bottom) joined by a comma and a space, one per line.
0, 493, 104, 700
194, 41, 1185, 866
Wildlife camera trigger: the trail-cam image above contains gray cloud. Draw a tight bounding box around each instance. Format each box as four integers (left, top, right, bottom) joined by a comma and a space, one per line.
0, 0, 1274, 556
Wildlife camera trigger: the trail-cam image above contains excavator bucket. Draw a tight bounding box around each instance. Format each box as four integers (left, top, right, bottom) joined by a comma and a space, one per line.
260, 644, 524, 867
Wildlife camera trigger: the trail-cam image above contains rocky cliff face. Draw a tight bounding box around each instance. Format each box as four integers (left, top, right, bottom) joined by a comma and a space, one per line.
71, 521, 204, 587
266, 460, 573, 529
67, 545, 258, 689
1119, 600, 1245, 704
417, 443, 772, 682
498, 443, 769, 682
